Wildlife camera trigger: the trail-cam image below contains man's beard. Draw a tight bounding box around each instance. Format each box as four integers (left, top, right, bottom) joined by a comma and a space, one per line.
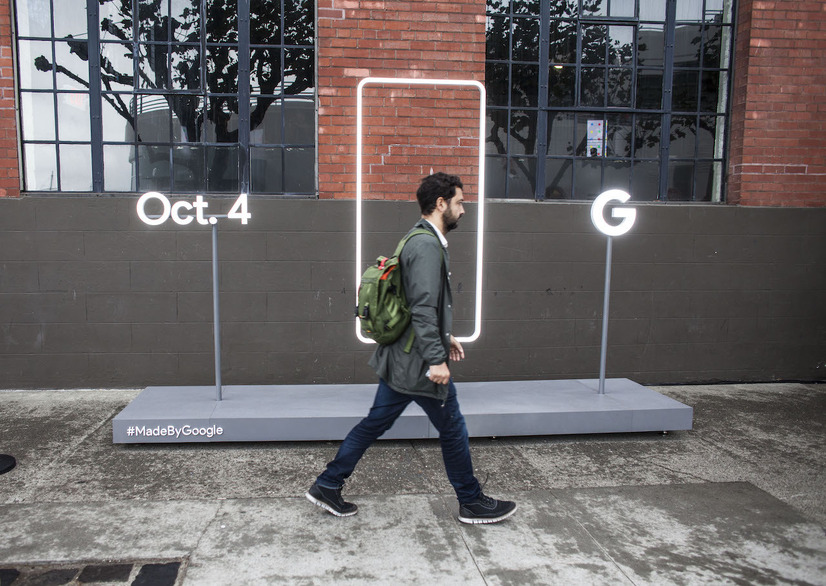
443, 209, 461, 233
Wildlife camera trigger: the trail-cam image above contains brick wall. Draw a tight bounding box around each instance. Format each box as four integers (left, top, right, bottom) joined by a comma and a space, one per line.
317, 0, 486, 201
0, 0, 19, 198
728, 0, 826, 206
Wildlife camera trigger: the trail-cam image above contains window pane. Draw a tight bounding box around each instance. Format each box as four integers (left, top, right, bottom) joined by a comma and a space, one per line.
637, 25, 664, 67
20, 93, 56, 141
507, 157, 536, 199
672, 70, 699, 111
171, 46, 201, 90
138, 145, 172, 191
207, 0, 238, 43
24, 144, 58, 191
694, 160, 717, 201
634, 114, 661, 158
486, 16, 510, 60
55, 41, 90, 90
17, 0, 52, 37
548, 66, 575, 107
284, 147, 315, 192
581, 25, 607, 65
607, 68, 632, 107
631, 160, 660, 200
251, 0, 281, 44
53, 0, 87, 39
670, 115, 697, 158
544, 158, 572, 199
573, 159, 602, 199
511, 64, 539, 107
605, 113, 632, 157
549, 21, 577, 64
18, 40, 54, 90
583, 0, 608, 17
100, 0, 133, 41
285, 0, 314, 46
486, 63, 509, 106
513, 0, 540, 16
172, 146, 205, 192
208, 46, 239, 94
251, 146, 283, 193
139, 44, 169, 89
676, 0, 704, 21
59, 144, 93, 191
171, 95, 205, 143
136, 95, 172, 142
575, 113, 604, 157
207, 146, 239, 192
701, 71, 727, 113
102, 93, 135, 141
139, 0, 169, 43
512, 17, 540, 62
608, 26, 634, 65
206, 97, 238, 142
510, 110, 538, 155
639, 0, 666, 21
697, 115, 721, 159
57, 93, 91, 141
604, 160, 631, 192
486, 111, 508, 155
250, 47, 281, 94
548, 112, 575, 156
674, 26, 702, 67
636, 69, 662, 109
610, 0, 635, 17
171, 0, 200, 43
284, 48, 314, 95
550, 0, 579, 18
485, 155, 508, 198
580, 67, 605, 108
284, 98, 315, 144
101, 43, 135, 91
103, 144, 134, 191
667, 161, 694, 201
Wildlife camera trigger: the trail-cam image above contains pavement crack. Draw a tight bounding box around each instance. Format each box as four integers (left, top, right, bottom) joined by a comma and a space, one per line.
548, 490, 639, 586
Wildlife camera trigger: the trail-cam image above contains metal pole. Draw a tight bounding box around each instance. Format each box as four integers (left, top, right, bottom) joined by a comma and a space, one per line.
598, 236, 613, 395
212, 222, 222, 401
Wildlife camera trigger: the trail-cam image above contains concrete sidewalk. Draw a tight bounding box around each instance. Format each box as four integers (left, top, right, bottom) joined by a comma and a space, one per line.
1, 383, 824, 585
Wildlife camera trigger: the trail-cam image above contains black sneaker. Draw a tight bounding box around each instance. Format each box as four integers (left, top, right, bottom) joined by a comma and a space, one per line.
458, 493, 517, 524
305, 482, 358, 517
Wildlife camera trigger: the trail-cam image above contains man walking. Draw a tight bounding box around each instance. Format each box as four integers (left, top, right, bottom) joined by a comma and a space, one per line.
306, 172, 517, 524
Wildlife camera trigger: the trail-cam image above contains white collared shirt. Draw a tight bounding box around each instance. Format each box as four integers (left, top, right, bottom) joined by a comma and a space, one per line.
424, 219, 448, 248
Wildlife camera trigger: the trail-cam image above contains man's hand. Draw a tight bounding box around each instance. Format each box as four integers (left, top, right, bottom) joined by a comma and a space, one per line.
449, 335, 464, 362
429, 337, 464, 385
428, 362, 451, 385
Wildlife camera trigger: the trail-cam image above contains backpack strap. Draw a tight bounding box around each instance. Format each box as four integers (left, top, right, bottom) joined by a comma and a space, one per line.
395, 228, 445, 354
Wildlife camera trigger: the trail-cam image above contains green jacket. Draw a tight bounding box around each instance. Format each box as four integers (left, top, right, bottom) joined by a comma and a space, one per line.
368, 219, 453, 402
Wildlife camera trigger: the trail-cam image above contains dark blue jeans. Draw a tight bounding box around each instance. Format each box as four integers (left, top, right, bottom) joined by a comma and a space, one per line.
316, 378, 482, 504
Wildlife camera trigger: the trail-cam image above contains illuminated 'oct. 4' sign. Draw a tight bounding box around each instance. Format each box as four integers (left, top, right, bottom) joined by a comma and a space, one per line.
137, 192, 251, 226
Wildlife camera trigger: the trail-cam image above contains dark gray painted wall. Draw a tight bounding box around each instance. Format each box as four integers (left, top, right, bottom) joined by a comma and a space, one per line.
1, 196, 824, 388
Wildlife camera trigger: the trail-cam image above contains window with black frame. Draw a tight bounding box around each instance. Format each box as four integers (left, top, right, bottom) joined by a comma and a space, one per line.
15, 0, 316, 195
485, 0, 733, 202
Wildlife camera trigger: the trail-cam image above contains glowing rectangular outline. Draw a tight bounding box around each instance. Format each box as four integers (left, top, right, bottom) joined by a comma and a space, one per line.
355, 77, 485, 344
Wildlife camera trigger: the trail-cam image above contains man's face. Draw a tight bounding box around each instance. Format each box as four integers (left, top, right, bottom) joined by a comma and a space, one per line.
442, 188, 465, 233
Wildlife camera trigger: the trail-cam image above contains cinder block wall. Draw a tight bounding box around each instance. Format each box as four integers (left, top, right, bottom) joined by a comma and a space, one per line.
0, 196, 823, 389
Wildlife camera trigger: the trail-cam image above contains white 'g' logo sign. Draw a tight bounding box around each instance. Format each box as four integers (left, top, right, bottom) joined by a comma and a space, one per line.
590, 190, 636, 236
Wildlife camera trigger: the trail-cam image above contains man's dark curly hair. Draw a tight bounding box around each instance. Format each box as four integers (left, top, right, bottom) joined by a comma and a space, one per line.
416, 172, 463, 215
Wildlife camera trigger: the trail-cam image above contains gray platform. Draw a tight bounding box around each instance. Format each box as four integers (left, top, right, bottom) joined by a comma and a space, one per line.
112, 378, 693, 443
